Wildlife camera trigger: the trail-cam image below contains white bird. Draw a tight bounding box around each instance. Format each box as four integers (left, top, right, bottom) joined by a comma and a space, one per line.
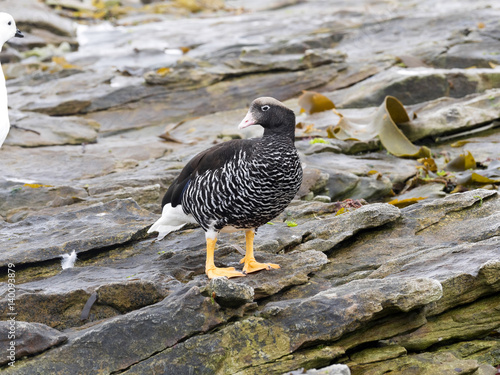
0, 13, 23, 148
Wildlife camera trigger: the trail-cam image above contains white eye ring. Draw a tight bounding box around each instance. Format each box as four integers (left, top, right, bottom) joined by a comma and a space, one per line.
261, 105, 270, 111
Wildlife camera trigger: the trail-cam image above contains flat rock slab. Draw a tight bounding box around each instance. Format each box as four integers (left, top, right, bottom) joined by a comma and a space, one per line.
315, 190, 500, 300
0, 133, 170, 186
292, 203, 401, 253
263, 278, 443, 351
4, 0, 76, 38
294, 364, 351, 375
385, 293, 500, 351
406, 89, 500, 141
119, 277, 442, 375
351, 351, 483, 375
7, 285, 245, 374
206, 277, 255, 308
1, 1, 500, 374
433, 38, 500, 68
0, 183, 88, 220
0, 198, 155, 266
330, 67, 500, 108
3, 190, 499, 374
435, 340, 500, 367
0, 274, 167, 330
11, 70, 115, 116
0, 321, 67, 365
238, 250, 329, 299
5, 110, 99, 147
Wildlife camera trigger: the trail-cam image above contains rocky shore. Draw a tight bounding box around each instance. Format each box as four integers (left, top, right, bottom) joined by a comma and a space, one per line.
0, 0, 499, 374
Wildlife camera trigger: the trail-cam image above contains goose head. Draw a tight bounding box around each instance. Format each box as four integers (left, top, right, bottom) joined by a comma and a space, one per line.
0, 13, 23, 51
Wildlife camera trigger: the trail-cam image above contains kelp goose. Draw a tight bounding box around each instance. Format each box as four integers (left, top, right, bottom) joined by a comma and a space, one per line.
149, 97, 303, 279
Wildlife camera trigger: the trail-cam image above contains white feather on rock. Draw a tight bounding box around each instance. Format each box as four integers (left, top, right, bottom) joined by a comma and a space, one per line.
61, 250, 77, 270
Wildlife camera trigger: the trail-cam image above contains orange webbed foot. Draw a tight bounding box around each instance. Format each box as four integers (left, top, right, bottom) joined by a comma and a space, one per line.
206, 266, 246, 279
240, 258, 280, 274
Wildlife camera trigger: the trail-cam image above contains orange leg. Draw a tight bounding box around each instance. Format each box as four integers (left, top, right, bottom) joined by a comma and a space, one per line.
205, 237, 245, 279
240, 230, 280, 274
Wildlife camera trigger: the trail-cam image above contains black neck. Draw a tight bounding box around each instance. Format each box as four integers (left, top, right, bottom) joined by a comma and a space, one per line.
263, 126, 296, 142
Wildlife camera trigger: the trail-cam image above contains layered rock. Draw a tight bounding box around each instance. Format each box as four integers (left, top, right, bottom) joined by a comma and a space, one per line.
0, 0, 499, 373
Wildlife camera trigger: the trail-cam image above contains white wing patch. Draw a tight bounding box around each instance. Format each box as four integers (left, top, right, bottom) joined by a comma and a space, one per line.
148, 203, 197, 240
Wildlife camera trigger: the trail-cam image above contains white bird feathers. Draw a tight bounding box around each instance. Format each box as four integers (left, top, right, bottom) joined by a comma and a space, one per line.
0, 12, 23, 148
147, 203, 197, 241
61, 250, 77, 270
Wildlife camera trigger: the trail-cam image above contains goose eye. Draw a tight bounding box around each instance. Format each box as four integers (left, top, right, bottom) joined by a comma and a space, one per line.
8, 21, 11, 26
261, 105, 270, 111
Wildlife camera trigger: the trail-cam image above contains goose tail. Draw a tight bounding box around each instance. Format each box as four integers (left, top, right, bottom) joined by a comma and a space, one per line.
148, 203, 196, 240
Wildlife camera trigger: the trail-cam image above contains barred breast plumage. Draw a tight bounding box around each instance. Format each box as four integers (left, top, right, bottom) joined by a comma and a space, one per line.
183, 137, 302, 232
148, 97, 303, 279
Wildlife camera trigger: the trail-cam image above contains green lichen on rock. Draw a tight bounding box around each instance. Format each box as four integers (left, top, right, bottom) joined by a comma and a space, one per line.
384, 294, 500, 351
349, 345, 407, 365
436, 340, 500, 367
96, 280, 165, 313
351, 352, 484, 375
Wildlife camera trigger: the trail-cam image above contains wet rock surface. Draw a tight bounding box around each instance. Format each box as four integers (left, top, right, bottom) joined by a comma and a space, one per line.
0, 321, 67, 365
1, 0, 500, 374
205, 277, 255, 308
0, 198, 155, 266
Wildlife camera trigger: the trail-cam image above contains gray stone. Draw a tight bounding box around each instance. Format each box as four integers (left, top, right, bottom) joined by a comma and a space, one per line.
351, 352, 481, 375
6, 286, 242, 374
304, 142, 343, 155
0, 321, 67, 365
432, 39, 500, 68
207, 277, 254, 308
401, 189, 497, 233
297, 168, 331, 198
383, 293, 500, 351
240, 250, 328, 299
285, 364, 351, 375
0, 199, 155, 266
120, 278, 441, 375
5, 111, 99, 147
264, 277, 442, 350
341, 174, 393, 201
313, 195, 331, 203
304, 152, 419, 201
349, 345, 407, 365
144, 65, 223, 88
294, 203, 401, 252
326, 172, 360, 200
13, 70, 115, 116
317, 190, 500, 311
391, 183, 446, 202
436, 340, 500, 370
96, 281, 165, 314
404, 89, 500, 141
238, 47, 345, 72
2, 1, 500, 374
0, 183, 88, 220
4, 0, 76, 38
329, 68, 500, 108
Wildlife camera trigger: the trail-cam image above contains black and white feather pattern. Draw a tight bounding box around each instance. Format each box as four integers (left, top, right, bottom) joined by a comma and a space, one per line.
182, 137, 302, 232
148, 97, 303, 240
